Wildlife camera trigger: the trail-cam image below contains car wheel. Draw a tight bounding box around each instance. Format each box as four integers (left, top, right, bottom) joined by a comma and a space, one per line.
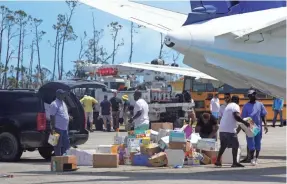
38, 147, 55, 160
0, 132, 23, 162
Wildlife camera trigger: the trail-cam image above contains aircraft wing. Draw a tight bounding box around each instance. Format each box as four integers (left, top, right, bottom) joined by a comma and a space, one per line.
117, 63, 218, 81
79, 0, 187, 34
233, 17, 286, 39
218, 17, 287, 41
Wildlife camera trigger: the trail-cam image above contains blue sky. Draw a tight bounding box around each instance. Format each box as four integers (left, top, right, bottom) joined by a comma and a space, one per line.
0, 1, 191, 74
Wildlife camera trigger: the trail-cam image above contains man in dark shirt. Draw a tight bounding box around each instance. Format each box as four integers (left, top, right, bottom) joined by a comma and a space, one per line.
195, 112, 219, 139
110, 92, 122, 130
100, 95, 114, 132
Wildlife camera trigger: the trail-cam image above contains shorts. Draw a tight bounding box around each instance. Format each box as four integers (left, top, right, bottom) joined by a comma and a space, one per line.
219, 132, 239, 149
246, 130, 262, 151
85, 112, 93, 123
102, 115, 112, 124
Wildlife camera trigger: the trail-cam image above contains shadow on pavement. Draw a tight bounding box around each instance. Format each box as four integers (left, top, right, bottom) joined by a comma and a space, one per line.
260, 156, 286, 160
17, 159, 50, 165
14, 166, 286, 184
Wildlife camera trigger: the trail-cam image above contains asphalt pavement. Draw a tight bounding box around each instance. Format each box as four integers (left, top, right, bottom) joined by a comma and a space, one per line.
0, 126, 286, 184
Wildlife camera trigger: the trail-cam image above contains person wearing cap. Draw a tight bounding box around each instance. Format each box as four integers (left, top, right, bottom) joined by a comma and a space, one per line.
239, 89, 268, 166
215, 95, 249, 168
110, 92, 122, 130
80, 94, 98, 132
100, 95, 114, 132
50, 89, 71, 156
210, 93, 220, 119
272, 97, 284, 127
121, 95, 131, 130
129, 91, 149, 130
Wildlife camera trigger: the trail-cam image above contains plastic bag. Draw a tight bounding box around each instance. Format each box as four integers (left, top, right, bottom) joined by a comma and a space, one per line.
48, 133, 60, 146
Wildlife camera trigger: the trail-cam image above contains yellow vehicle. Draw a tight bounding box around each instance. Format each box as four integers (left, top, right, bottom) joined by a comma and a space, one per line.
170, 76, 286, 121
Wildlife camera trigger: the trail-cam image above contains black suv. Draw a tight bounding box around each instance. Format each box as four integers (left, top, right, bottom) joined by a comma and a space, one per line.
0, 80, 106, 162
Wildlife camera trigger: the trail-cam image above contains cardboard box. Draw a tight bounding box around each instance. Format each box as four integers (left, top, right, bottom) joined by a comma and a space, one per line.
51, 156, 77, 172
140, 144, 161, 156
149, 152, 168, 167
165, 149, 185, 167
202, 150, 218, 164
93, 153, 119, 168
151, 122, 173, 132
197, 139, 219, 151
169, 131, 186, 142
169, 142, 186, 150
201, 153, 211, 165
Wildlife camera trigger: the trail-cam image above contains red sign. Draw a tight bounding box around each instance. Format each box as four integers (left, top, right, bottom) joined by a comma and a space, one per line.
96, 67, 118, 76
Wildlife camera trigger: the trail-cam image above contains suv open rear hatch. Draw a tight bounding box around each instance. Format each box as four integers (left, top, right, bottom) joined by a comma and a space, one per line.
38, 80, 107, 132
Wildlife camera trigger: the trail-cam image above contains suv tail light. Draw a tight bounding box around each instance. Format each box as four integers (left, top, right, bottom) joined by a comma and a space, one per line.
37, 113, 47, 131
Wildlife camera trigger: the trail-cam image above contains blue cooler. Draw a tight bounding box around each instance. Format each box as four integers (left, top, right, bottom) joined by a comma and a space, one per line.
132, 154, 150, 166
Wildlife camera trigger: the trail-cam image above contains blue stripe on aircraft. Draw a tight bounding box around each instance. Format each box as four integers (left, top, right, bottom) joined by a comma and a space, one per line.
197, 46, 286, 70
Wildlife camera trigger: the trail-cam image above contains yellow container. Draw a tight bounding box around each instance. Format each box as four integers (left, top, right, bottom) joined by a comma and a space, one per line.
111, 145, 119, 154
142, 137, 150, 145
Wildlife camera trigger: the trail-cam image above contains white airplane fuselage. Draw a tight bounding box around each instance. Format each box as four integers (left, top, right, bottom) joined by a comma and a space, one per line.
165, 7, 286, 98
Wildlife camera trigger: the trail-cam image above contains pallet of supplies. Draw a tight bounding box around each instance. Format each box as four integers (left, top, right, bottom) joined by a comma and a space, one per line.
51, 155, 77, 172
149, 152, 168, 167
239, 117, 260, 137
93, 153, 119, 168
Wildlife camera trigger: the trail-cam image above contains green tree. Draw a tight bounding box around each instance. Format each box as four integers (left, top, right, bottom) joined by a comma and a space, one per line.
107, 21, 124, 64
2, 12, 16, 88
128, 22, 143, 63
14, 10, 28, 88
59, 0, 78, 80
33, 18, 46, 85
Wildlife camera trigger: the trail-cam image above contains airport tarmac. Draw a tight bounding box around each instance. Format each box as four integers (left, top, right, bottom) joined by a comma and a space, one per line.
0, 126, 286, 184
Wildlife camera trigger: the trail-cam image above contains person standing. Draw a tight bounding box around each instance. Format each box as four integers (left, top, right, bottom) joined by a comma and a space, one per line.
215, 95, 249, 167
110, 92, 122, 130
100, 95, 114, 132
272, 97, 284, 127
210, 93, 220, 119
121, 95, 131, 131
80, 94, 98, 132
50, 89, 71, 156
240, 89, 268, 166
129, 91, 149, 130
218, 93, 231, 122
